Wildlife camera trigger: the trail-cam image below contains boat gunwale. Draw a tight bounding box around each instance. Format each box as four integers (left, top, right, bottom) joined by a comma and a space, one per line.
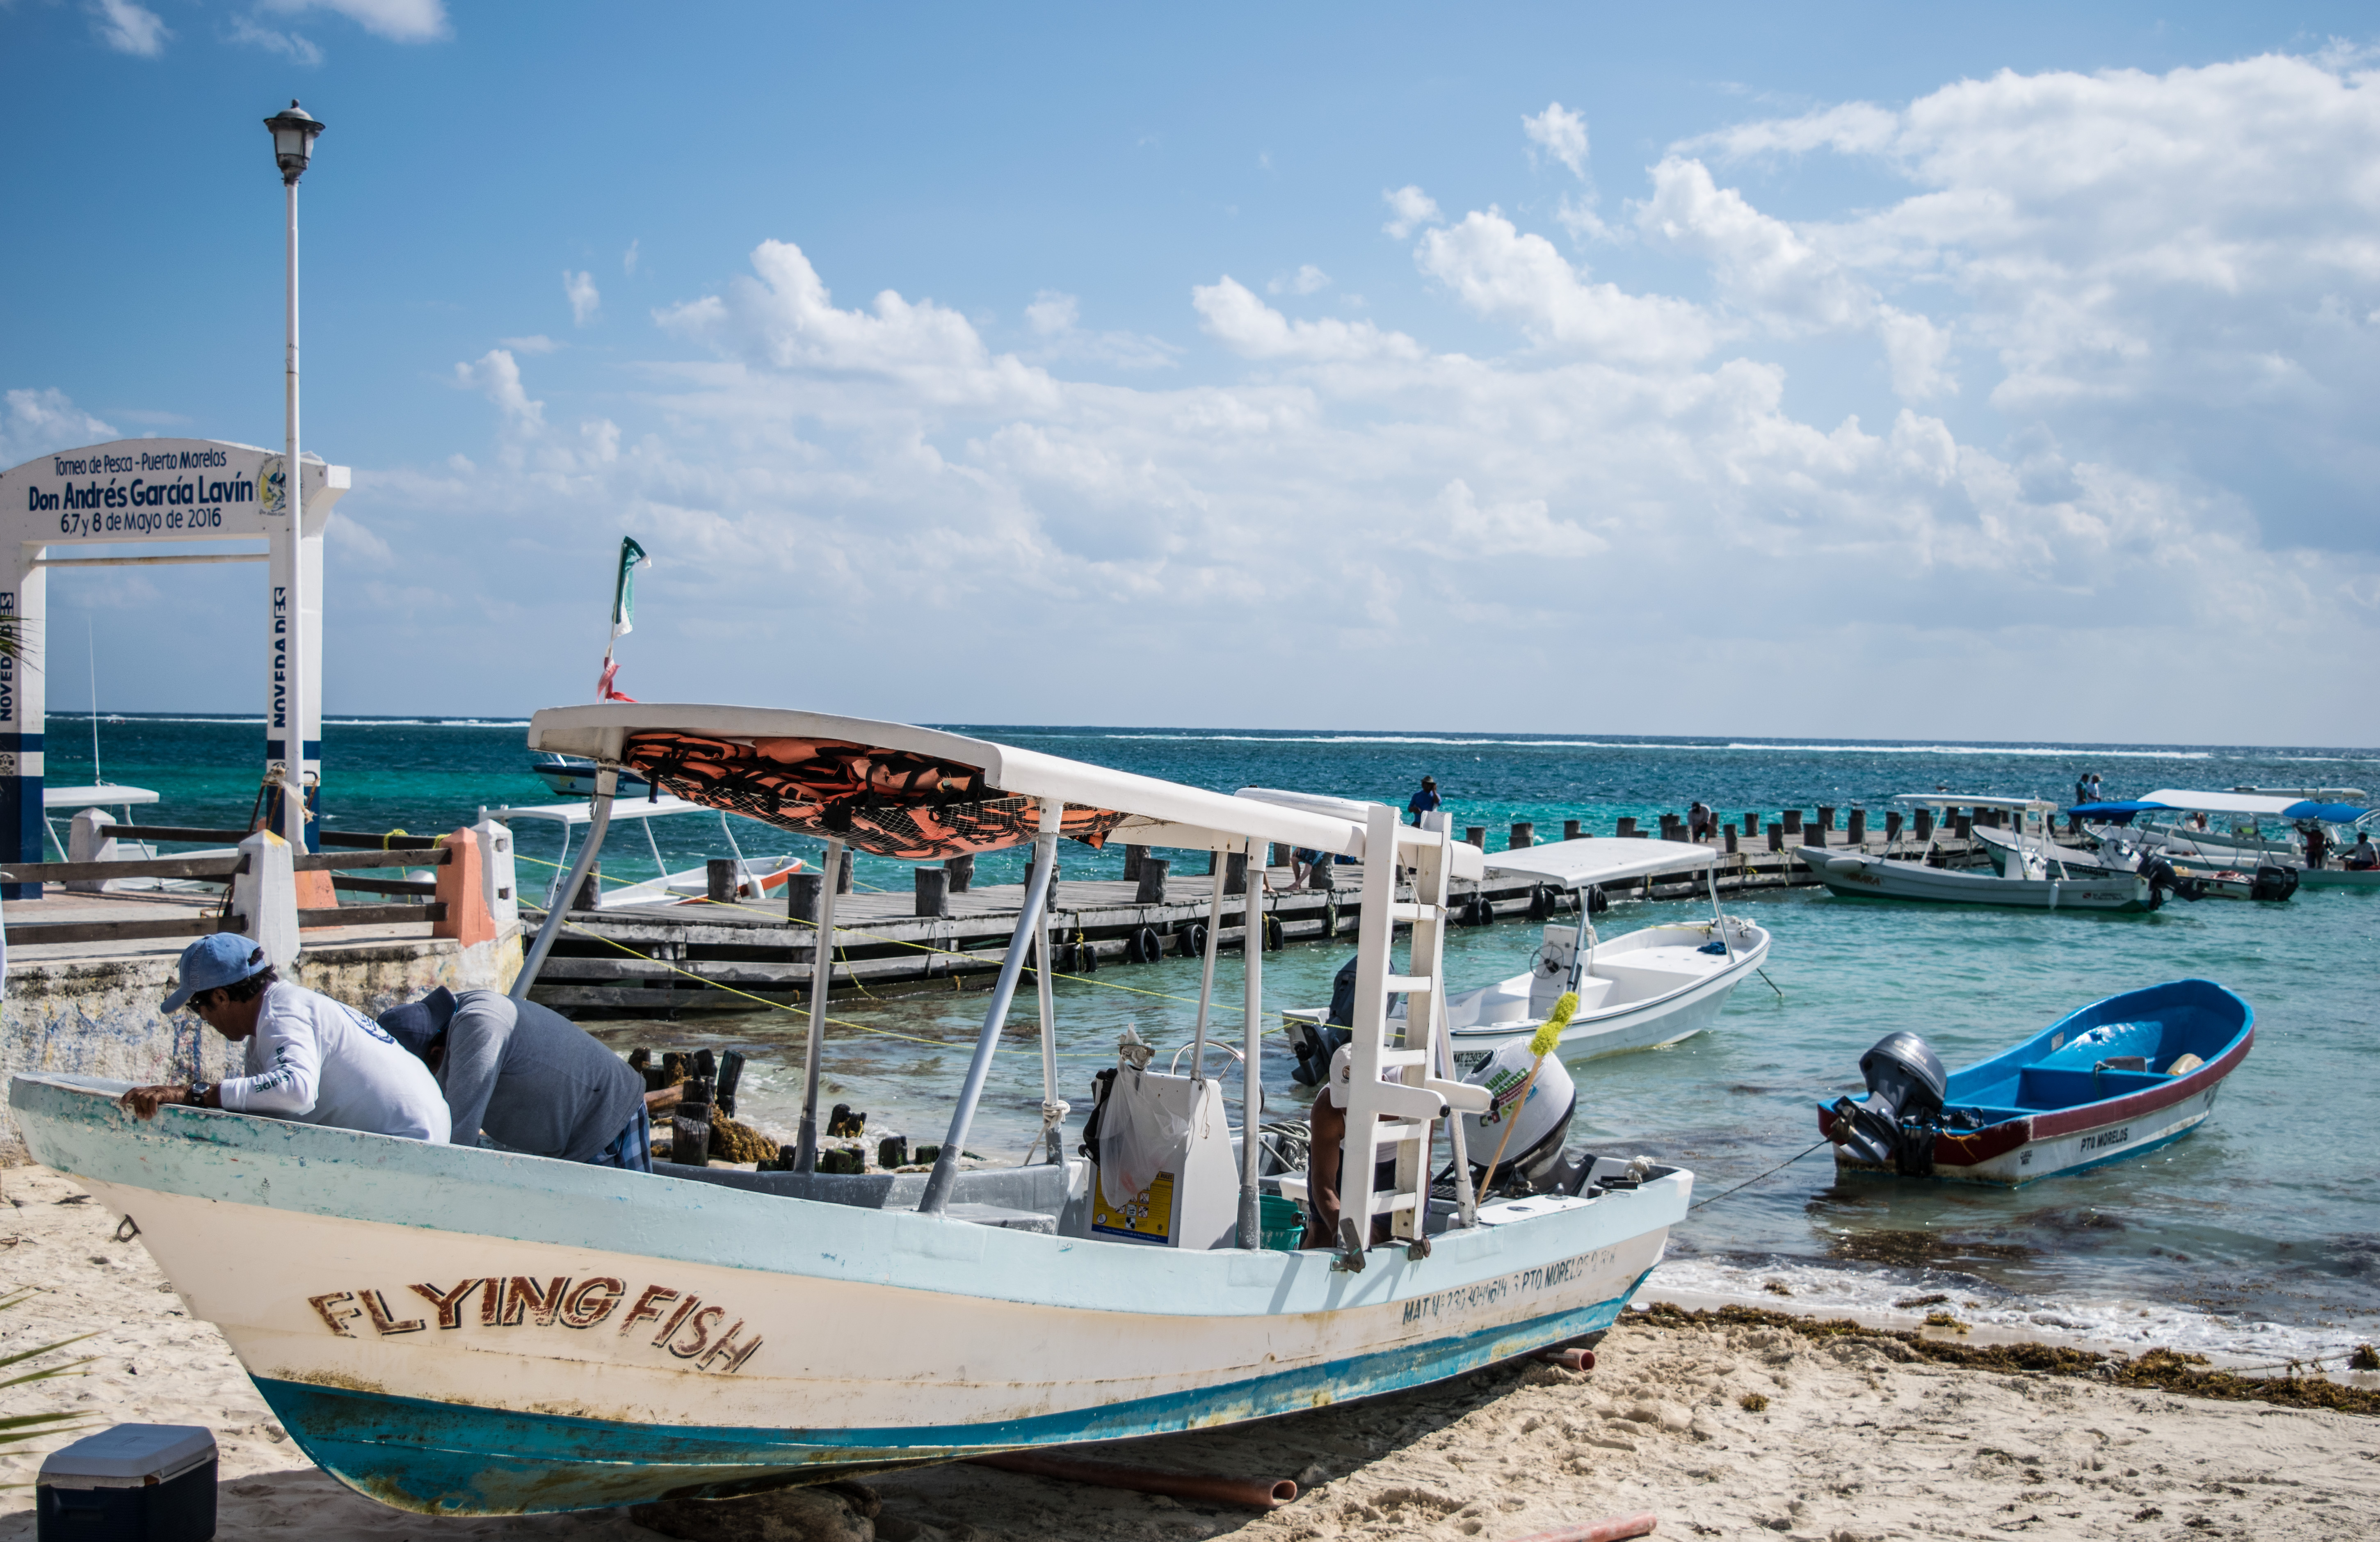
11, 1072, 1690, 1321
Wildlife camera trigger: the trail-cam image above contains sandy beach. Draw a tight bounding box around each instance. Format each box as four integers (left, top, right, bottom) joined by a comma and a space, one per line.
5, 1159, 2375, 1542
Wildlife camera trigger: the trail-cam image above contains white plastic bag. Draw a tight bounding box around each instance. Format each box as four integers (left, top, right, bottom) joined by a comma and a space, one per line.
1098, 1065, 1191, 1211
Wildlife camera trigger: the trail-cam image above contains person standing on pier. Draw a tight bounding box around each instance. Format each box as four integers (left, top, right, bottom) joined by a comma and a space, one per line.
117, 935, 450, 1142
1406, 776, 1441, 826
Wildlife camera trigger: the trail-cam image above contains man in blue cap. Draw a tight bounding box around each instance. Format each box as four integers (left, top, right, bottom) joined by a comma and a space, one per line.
377, 987, 650, 1169
118, 934, 450, 1141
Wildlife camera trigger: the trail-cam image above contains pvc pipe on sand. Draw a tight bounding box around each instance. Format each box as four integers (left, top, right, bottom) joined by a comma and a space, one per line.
969, 1451, 1297, 1510
1503, 1513, 1658, 1542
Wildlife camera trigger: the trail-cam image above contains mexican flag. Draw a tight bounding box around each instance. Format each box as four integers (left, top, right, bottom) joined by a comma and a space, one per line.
599, 537, 651, 701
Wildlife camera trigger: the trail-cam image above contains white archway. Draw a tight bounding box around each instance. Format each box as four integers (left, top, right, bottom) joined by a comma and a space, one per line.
0, 438, 348, 898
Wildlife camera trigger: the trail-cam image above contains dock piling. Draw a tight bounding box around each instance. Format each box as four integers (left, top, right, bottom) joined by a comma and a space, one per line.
1563, 819, 1582, 841
788, 873, 822, 922
914, 867, 950, 918
706, 859, 736, 903
1510, 822, 1534, 849
1135, 857, 1169, 904
946, 854, 974, 893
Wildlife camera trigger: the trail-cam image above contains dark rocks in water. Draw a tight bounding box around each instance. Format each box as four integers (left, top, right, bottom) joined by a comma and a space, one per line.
1828, 1229, 2037, 1269
2026, 1207, 2127, 1235
632, 1480, 882, 1542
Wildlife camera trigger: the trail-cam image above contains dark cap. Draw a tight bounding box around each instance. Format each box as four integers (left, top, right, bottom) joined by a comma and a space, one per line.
378, 987, 459, 1061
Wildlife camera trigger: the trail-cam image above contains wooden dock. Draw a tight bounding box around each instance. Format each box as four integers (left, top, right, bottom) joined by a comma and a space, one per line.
529, 831, 2005, 1014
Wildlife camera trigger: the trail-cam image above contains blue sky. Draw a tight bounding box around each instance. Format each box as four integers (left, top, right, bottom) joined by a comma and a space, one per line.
5, 2, 2377, 742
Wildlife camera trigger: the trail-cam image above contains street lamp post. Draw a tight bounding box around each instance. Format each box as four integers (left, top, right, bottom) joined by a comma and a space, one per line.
264, 100, 323, 854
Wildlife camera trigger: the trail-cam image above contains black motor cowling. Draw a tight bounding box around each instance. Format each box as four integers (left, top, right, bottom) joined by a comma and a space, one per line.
2250, 864, 2299, 903
1829, 1032, 1948, 1175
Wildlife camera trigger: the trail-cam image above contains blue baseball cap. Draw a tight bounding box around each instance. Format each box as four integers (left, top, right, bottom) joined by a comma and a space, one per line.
163, 934, 271, 1013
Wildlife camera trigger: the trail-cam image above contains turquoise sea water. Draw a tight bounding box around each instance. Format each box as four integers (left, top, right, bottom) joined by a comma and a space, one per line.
43, 715, 2380, 1359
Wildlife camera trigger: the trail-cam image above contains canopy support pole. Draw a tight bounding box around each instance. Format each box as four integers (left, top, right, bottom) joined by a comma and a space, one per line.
1706, 866, 1734, 962
920, 802, 1060, 1216
514, 766, 614, 1000
1236, 838, 1264, 1250
793, 836, 847, 1174
1185, 848, 1227, 1080
1034, 838, 1062, 1165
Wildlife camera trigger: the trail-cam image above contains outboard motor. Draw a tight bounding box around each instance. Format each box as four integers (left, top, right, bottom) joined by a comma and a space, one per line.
1827, 1032, 1948, 1176
2136, 853, 2198, 905
2250, 864, 2300, 903
1288, 956, 1361, 1086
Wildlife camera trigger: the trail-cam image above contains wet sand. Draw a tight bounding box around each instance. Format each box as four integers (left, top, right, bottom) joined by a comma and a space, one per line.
2, 1161, 2374, 1541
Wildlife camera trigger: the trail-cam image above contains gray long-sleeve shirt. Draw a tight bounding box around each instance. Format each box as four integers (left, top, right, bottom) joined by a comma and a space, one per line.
438, 991, 644, 1162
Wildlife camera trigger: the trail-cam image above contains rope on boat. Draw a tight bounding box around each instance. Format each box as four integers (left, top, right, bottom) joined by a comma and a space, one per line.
553, 919, 1120, 1057
1686, 1139, 1828, 1212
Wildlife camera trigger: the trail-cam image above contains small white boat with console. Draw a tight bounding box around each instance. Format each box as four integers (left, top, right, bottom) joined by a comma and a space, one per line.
14, 704, 1693, 1516
1265, 821, 1770, 1074
2079, 789, 2377, 892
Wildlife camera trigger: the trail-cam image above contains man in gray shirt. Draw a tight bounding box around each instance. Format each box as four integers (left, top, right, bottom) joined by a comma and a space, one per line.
379, 988, 650, 1169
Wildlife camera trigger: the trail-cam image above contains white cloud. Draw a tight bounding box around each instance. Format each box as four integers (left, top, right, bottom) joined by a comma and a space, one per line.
1685, 51, 2380, 550
327, 509, 393, 565
1268, 265, 1332, 297
1382, 185, 1441, 239
450, 350, 543, 431
1191, 278, 1424, 362
251, 0, 448, 43
1523, 102, 1590, 178
229, 18, 323, 64
1415, 211, 1718, 366
563, 271, 601, 327
1025, 292, 1079, 336
343, 52, 2380, 738
498, 334, 561, 354
1, 389, 117, 468
89, 0, 167, 56
623, 240, 640, 277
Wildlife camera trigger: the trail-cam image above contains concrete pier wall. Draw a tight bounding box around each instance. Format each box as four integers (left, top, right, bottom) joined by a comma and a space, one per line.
0, 927, 522, 1158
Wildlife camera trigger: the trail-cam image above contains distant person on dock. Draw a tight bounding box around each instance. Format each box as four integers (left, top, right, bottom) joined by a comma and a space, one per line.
1688, 802, 1715, 841
1405, 776, 1441, 826
379, 987, 651, 1170
118, 935, 450, 1142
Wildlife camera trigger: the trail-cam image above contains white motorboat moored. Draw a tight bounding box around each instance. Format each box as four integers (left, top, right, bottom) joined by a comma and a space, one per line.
1256, 807, 1771, 1072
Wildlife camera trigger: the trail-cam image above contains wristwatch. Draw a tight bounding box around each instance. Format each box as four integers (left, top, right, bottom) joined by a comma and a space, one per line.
186, 1083, 212, 1108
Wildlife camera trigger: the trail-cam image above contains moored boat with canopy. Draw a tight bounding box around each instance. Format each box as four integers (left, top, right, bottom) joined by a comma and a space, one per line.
11, 704, 1694, 1516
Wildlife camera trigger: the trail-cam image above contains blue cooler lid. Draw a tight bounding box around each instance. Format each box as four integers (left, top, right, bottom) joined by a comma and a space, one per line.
39, 1423, 217, 1487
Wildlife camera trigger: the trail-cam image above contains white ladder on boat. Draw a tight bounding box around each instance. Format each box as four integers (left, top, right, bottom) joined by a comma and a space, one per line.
1333, 804, 1492, 1266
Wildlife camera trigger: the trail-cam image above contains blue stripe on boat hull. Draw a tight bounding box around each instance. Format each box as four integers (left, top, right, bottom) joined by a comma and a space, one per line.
254, 1282, 1648, 1515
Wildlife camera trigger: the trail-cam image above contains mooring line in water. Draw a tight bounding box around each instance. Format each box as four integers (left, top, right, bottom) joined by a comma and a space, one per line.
1757, 967, 1783, 999
517, 849, 1263, 1019
1686, 1139, 1828, 1212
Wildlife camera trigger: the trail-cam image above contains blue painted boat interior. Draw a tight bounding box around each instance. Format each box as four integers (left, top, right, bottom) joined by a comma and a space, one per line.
1942, 979, 2250, 1125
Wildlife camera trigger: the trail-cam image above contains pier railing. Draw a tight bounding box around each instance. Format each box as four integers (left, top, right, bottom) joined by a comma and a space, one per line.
2, 819, 517, 957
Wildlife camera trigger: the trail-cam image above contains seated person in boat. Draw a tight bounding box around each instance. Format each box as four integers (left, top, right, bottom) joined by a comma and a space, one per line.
1299, 1039, 1396, 1251
118, 934, 451, 1142
2347, 833, 2379, 871
379, 987, 651, 1170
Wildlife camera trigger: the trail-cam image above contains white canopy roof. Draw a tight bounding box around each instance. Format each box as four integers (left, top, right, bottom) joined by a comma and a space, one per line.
2140, 788, 2311, 818
1894, 793, 2053, 811
529, 705, 1481, 875
43, 785, 158, 809
486, 796, 712, 827
1482, 836, 1717, 888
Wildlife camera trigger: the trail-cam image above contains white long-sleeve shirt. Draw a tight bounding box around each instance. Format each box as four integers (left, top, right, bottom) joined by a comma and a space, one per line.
216, 981, 451, 1142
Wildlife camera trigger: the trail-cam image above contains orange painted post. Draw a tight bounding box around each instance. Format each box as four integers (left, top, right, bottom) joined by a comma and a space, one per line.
435, 827, 496, 946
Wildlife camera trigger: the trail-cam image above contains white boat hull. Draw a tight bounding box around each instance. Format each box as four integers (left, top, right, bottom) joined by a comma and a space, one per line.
1798, 848, 2156, 911
14, 1075, 1685, 1515
1446, 921, 1772, 1063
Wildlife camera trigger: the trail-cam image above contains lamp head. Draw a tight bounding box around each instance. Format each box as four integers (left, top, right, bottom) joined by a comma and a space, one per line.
264, 99, 325, 185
